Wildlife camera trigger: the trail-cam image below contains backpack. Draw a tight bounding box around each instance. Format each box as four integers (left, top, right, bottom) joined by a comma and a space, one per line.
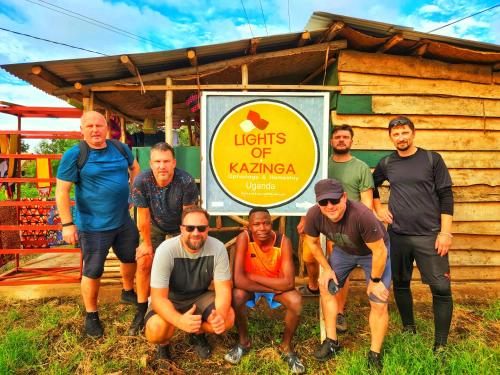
77, 139, 132, 173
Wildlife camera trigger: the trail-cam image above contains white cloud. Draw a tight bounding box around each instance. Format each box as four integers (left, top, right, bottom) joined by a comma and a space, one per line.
419, 5, 442, 14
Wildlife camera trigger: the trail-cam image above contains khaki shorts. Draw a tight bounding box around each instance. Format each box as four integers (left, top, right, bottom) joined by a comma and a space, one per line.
144, 290, 216, 325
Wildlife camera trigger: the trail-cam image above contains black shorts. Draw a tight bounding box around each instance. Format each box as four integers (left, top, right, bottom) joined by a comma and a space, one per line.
388, 230, 450, 286
144, 291, 216, 326
150, 224, 179, 252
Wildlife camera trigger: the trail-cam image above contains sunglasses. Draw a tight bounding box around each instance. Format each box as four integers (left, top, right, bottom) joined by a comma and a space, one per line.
181, 225, 208, 232
389, 118, 411, 127
318, 198, 341, 206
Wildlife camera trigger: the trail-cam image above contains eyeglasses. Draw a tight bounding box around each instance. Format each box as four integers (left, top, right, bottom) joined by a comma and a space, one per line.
389, 118, 411, 128
318, 198, 341, 206
181, 225, 208, 232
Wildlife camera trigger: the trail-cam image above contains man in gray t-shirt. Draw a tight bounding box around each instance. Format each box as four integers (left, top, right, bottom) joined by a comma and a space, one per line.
144, 207, 234, 363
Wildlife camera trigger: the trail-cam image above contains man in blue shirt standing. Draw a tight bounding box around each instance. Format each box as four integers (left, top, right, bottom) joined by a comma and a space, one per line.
56, 111, 141, 338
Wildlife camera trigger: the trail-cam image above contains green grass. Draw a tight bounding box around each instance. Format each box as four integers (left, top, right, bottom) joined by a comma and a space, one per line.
0, 296, 498, 374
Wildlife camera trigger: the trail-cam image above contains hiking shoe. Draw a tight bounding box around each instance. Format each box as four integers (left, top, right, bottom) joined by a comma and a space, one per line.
336, 313, 347, 333
127, 309, 145, 336
120, 289, 137, 305
283, 352, 306, 374
224, 344, 250, 364
155, 344, 171, 361
85, 312, 104, 338
189, 333, 212, 359
368, 350, 383, 371
314, 338, 341, 362
297, 285, 320, 296
403, 325, 417, 334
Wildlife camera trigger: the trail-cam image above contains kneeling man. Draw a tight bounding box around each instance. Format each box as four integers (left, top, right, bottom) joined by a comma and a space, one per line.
145, 207, 234, 362
225, 207, 305, 374
304, 179, 391, 370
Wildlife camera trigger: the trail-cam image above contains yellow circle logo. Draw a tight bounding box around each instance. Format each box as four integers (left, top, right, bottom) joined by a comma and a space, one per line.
210, 100, 319, 207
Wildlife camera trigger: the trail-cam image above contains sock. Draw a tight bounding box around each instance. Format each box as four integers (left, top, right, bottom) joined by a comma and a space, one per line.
86, 311, 99, 319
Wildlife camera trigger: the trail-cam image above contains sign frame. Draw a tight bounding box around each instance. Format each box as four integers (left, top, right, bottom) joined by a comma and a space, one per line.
201, 91, 330, 216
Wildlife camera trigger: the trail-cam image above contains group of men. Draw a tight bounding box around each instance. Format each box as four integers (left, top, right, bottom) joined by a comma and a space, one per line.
56, 111, 454, 372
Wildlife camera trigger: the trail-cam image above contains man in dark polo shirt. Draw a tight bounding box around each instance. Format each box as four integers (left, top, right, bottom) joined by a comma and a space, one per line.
144, 206, 234, 364
304, 179, 391, 370
128, 142, 198, 335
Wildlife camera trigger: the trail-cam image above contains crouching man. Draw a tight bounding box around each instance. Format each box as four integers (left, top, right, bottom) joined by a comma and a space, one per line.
224, 207, 305, 374
304, 179, 391, 370
144, 207, 234, 363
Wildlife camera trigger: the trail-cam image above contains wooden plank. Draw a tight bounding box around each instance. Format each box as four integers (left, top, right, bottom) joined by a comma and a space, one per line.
331, 112, 500, 131
452, 222, 500, 235
451, 235, 500, 251
354, 150, 500, 169
352, 128, 500, 151
337, 50, 493, 84
494, 71, 500, 85
349, 266, 500, 281
454, 202, 500, 222
377, 185, 500, 203
90, 83, 343, 92
336, 95, 372, 114
339, 72, 500, 99
450, 170, 500, 186
448, 250, 500, 265
372, 96, 500, 117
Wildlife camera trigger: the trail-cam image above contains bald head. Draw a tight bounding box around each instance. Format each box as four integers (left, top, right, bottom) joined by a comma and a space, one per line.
80, 111, 108, 149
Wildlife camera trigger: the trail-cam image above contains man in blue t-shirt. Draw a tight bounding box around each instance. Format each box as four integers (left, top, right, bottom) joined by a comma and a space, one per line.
128, 142, 198, 335
56, 111, 140, 338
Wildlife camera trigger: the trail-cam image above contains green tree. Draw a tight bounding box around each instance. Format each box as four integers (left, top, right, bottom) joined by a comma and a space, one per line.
35, 139, 79, 176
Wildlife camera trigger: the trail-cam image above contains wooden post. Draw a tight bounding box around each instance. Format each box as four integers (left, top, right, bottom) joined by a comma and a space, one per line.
120, 117, 126, 143
89, 91, 94, 111
241, 64, 248, 92
165, 77, 173, 145
82, 97, 91, 112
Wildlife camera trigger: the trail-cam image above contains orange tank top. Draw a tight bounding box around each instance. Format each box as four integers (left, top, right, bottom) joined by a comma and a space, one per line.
244, 230, 283, 278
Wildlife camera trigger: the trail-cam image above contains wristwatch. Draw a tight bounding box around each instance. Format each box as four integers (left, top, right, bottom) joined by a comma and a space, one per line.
370, 276, 382, 283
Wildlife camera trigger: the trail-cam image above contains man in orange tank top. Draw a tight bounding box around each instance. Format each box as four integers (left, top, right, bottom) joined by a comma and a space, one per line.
224, 207, 305, 374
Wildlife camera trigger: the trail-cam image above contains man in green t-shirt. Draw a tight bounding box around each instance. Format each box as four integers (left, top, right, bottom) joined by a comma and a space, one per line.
298, 124, 374, 333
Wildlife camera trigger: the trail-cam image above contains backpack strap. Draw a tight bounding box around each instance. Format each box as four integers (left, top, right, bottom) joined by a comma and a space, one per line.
108, 139, 133, 165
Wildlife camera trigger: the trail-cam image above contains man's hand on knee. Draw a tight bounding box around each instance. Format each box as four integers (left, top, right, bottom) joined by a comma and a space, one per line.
136, 243, 153, 260
367, 281, 389, 302
177, 304, 202, 333
207, 309, 226, 334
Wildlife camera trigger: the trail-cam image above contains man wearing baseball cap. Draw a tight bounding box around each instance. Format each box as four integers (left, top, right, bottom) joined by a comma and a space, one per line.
303, 179, 391, 370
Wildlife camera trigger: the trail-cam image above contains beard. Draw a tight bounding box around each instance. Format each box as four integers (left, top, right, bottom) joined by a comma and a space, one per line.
185, 235, 206, 250
333, 147, 350, 155
396, 143, 410, 151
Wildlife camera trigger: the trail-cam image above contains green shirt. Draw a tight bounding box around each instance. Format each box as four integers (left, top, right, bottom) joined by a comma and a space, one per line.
328, 156, 374, 202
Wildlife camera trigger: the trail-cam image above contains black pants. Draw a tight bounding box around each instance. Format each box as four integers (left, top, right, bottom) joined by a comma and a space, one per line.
389, 230, 453, 347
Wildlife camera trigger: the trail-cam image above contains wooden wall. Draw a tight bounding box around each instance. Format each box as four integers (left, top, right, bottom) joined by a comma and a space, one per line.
332, 50, 500, 283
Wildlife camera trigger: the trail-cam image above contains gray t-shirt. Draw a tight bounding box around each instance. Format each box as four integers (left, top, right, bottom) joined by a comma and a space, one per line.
151, 235, 231, 301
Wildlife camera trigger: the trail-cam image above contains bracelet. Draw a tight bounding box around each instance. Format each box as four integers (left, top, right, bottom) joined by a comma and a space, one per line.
62, 222, 74, 227
438, 232, 453, 238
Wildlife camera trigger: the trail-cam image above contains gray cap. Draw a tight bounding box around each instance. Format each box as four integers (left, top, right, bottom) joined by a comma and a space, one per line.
314, 179, 344, 202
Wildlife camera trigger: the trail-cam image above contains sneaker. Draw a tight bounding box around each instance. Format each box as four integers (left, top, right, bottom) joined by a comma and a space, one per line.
155, 344, 171, 360
224, 344, 250, 364
189, 333, 212, 359
367, 350, 383, 371
120, 289, 138, 305
283, 352, 306, 374
127, 310, 145, 336
403, 325, 417, 334
336, 313, 348, 333
297, 285, 320, 296
314, 338, 341, 362
85, 312, 104, 338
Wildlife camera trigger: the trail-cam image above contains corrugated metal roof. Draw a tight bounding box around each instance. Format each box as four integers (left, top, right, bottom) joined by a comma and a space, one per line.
306, 12, 500, 52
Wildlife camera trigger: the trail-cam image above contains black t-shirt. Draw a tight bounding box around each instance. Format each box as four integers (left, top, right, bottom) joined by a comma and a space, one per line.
373, 148, 452, 235
304, 200, 388, 256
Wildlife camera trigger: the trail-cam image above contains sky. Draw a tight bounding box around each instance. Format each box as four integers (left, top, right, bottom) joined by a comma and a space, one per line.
0, 0, 498, 143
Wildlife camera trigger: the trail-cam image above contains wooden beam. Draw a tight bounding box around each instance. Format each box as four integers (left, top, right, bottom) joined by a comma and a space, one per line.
165, 77, 173, 145
338, 50, 492, 84
187, 49, 197, 67
248, 38, 259, 55
320, 21, 344, 43
338, 72, 500, 99
241, 64, 248, 91
30, 65, 67, 88
377, 33, 403, 53
120, 55, 138, 76
412, 41, 429, 57
493, 62, 500, 72
92, 94, 140, 123
52, 40, 348, 95
453, 222, 500, 235
89, 83, 342, 92
455, 202, 500, 222
372, 95, 500, 117
301, 57, 336, 84
297, 31, 311, 47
